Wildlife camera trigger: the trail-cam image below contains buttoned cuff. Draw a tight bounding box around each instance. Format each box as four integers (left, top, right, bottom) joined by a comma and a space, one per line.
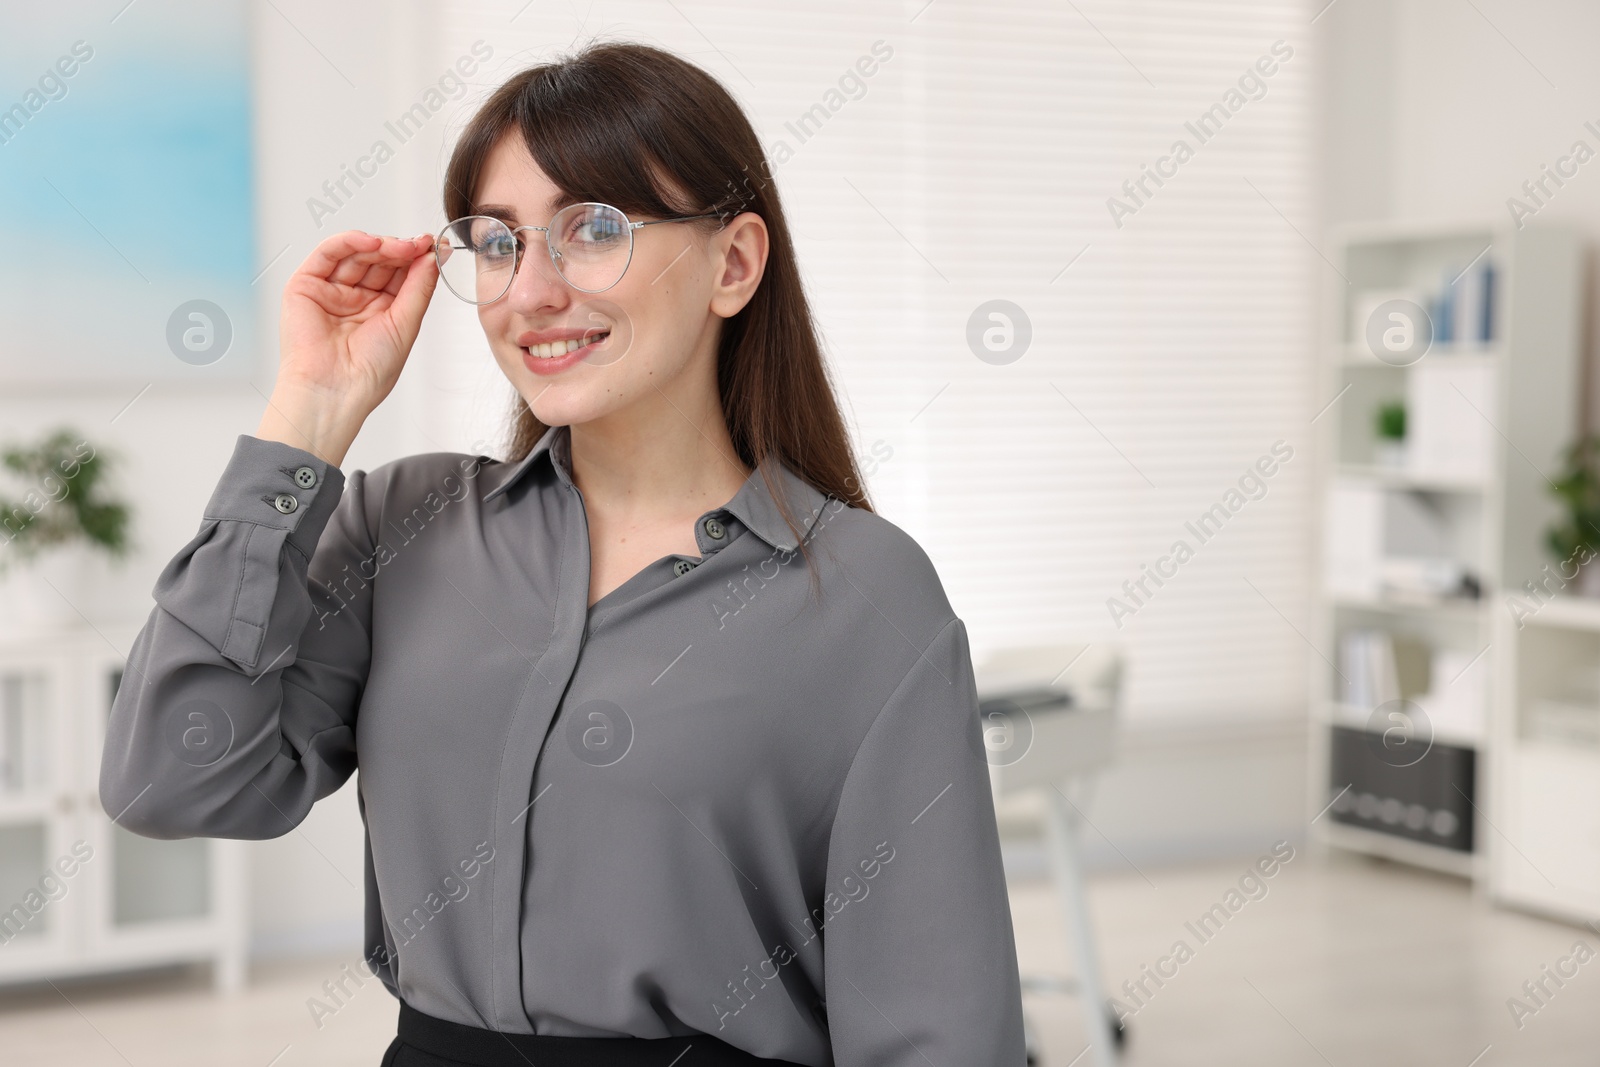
153, 435, 348, 670
203, 435, 346, 563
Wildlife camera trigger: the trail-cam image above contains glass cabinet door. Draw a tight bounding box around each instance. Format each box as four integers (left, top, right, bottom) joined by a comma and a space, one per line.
85, 659, 217, 956
0, 661, 77, 975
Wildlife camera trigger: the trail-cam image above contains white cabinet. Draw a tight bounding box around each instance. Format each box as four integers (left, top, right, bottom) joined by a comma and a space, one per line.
0, 625, 246, 991
1492, 600, 1600, 923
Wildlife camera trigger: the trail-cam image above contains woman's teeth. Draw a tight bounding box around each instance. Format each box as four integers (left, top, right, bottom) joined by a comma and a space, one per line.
527, 333, 607, 359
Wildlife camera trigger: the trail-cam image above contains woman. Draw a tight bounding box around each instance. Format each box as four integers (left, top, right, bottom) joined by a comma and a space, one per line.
100, 41, 1025, 1067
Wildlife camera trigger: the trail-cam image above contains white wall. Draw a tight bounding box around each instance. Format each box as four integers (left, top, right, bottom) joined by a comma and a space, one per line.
0, 0, 467, 960
1317, 0, 1600, 419
4, 0, 1361, 962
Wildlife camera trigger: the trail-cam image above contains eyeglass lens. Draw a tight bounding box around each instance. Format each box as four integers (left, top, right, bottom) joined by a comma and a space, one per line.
436, 204, 633, 302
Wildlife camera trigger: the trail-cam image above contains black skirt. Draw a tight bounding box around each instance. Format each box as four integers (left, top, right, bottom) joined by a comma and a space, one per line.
381, 1000, 814, 1067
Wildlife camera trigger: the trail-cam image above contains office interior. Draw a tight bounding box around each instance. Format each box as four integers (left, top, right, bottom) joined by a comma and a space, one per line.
3, 1, 1600, 1064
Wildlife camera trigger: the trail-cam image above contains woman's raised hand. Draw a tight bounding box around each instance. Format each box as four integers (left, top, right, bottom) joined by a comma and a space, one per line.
257, 230, 441, 466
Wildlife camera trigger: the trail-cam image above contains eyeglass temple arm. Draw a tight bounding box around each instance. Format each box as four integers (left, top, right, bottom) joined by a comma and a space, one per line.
631, 208, 738, 229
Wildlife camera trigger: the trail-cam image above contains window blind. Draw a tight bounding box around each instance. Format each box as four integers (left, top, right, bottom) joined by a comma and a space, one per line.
430, 0, 1315, 724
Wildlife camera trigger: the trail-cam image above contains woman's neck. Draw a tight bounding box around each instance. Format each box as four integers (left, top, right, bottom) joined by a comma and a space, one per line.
566, 388, 753, 522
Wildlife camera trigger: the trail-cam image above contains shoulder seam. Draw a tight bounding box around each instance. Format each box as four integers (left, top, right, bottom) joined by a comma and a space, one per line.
838, 614, 962, 788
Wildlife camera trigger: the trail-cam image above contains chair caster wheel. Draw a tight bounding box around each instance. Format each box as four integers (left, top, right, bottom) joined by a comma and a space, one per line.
1108, 1004, 1128, 1050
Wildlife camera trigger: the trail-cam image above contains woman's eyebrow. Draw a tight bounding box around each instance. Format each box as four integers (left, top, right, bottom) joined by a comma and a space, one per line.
469, 194, 587, 224
472, 203, 522, 224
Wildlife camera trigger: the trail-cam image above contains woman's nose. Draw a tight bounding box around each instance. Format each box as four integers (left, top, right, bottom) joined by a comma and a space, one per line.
505, 238, 570, 314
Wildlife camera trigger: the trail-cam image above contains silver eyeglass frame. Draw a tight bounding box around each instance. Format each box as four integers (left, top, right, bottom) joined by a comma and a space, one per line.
434, 201, 729, 303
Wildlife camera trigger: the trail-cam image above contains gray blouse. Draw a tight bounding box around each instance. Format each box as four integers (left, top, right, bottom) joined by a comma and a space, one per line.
98, 423, 1025, 1066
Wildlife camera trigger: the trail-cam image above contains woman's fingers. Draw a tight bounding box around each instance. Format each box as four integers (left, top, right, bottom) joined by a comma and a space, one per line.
382, 240, 441, 351
351, 260, 401, 294
300, 231, 433, 290
297, 230, 383, 281
329, 236, 415, 288
345, 235, 433, 294
381, 236, 435, 296
292, 272, 369, 316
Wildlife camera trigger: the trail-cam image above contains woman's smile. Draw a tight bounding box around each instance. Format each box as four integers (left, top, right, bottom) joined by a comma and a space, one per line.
517, 326, 612, 375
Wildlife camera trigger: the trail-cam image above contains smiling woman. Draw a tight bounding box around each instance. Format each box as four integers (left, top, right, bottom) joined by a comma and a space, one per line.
99, 39, 1025, 1067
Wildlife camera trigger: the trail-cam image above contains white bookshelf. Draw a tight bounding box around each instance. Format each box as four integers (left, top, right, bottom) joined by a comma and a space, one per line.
1308, 220, 1584, 884
0, 623, 247, 992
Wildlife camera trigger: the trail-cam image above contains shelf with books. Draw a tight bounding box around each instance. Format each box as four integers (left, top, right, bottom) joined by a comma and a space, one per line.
1310, 220, 1584, 885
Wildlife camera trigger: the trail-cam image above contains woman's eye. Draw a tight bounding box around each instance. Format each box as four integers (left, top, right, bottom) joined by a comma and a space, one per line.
477, 233, 517, 257
569, 217, 623, 246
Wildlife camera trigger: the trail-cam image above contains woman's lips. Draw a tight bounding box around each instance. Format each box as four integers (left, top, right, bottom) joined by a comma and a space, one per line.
520, 331, 610, 376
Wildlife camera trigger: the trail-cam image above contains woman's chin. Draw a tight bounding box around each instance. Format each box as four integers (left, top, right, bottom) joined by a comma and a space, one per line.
522, 387, 625, 430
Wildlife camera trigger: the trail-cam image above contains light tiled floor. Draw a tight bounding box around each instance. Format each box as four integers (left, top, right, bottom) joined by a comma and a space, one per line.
2, 850, 1595, 1066
1016, 850, 1599, 1067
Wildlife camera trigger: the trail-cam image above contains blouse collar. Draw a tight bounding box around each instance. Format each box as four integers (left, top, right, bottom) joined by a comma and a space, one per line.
481, 422, 834, 553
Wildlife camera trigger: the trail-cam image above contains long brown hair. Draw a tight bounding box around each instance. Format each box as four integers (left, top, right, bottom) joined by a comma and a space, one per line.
442, 40, 872, 557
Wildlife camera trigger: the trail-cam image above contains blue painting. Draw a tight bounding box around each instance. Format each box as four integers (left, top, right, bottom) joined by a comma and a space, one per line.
0, 0, 255, 383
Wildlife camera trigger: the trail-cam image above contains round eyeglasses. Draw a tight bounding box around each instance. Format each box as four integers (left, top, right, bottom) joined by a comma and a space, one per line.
433, 202, 726, 303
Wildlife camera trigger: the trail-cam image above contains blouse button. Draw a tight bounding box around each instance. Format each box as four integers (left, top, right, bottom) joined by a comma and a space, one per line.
703, 516, 726, 540
273, 493, 299, 515
673, 559, 697, 577
293, 466, 318, 489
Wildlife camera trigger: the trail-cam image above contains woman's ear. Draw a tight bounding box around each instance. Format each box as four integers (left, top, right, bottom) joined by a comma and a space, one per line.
708, 212, 769, 318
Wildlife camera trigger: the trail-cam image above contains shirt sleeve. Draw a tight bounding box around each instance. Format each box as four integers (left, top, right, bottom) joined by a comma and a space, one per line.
98, 433, 375, 841
822, 616, 1027, 1067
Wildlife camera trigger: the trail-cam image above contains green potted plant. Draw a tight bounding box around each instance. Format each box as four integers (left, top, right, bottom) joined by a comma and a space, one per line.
1548, 434, 1600, 598
0, 428, 132, 630
1374, 399, 1406, 468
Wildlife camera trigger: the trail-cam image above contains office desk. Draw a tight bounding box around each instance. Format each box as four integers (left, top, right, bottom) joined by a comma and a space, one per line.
979, 645, 1122, 1067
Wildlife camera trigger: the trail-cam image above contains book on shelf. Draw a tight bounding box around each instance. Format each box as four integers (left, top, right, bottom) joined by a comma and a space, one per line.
1346, 256, 1495, 352
1335, 629, 1485, 744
